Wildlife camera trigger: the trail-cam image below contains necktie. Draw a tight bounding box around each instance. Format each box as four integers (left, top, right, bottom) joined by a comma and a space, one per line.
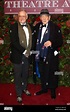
22, 24, 27, 27
42, 24, 46, 27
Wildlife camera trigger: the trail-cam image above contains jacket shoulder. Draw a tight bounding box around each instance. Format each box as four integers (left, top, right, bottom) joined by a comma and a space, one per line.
10, 22, 18, 29
49, 21, 62, 35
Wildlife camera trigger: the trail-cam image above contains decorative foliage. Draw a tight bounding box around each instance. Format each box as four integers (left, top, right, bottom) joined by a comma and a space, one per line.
0, 1, 70, 86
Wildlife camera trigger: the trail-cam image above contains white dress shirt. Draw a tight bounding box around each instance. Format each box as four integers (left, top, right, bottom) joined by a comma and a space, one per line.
23, 26, 29, 47
40, 23, 48, 43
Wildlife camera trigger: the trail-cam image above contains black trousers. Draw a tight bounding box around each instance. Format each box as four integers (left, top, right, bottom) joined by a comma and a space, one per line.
32, 55, 37, 83
13, 55, 29, 96
38, 57, 58, 91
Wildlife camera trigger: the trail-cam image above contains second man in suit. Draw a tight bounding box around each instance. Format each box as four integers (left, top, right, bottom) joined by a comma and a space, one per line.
33, 9, 63, 99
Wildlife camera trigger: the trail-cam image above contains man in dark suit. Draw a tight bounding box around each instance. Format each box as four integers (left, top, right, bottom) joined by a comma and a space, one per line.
33, 9, 63, 99
10, 10, 32, 103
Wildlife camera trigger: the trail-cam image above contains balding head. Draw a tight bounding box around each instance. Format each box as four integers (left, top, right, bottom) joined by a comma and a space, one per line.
18, 9, 28, 24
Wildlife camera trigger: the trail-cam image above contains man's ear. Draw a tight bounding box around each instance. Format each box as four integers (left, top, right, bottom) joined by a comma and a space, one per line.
26, 14, 28, 20
49, 15, 51, 21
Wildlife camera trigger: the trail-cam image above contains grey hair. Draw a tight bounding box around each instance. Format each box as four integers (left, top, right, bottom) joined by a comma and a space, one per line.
18, 9, 28, 17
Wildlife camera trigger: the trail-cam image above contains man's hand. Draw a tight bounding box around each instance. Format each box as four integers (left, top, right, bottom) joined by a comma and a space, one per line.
24, 53, 29, 58
44, 41, 52, 48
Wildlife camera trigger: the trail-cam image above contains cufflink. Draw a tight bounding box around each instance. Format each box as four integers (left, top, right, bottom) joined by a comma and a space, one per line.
46, 61, 48, 64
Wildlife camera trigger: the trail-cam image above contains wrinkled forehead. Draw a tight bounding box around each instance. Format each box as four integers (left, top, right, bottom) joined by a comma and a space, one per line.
18, 11, 27, 16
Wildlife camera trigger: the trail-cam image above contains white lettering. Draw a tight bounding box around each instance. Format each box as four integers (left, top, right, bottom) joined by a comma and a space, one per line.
52, 0, 58, 7
5, 1, 12, 8
29, 1, 36, 7
44, 0, 51, 7
22, 1, 28, 8
4, 107, 13, 111
5, 0, 70, 8
13, 1, 20, 8
36, 1, 43, 7
40, 0, 58, 8
4, 0, 70, 14
54, 8, 64, 13
62, 0, 69, 7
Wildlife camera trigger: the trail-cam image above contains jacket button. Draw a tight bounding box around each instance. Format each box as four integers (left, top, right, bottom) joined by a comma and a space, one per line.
22, 41, 24, 43
46, 61, 48, 64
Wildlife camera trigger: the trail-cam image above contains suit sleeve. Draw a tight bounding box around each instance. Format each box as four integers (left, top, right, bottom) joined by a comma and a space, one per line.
49, 24, 63, 48
10, 23, 25, 54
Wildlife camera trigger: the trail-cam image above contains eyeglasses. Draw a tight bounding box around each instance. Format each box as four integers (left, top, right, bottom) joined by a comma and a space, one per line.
18, 16, 26, 18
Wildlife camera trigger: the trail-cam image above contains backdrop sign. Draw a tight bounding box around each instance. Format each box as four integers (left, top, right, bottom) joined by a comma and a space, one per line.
4, 0, 70, 14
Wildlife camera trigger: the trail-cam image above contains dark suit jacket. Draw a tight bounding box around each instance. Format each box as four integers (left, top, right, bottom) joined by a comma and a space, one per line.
32, 21, 63, 49
9, 22, 32, 64
32, 21, 63, 58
